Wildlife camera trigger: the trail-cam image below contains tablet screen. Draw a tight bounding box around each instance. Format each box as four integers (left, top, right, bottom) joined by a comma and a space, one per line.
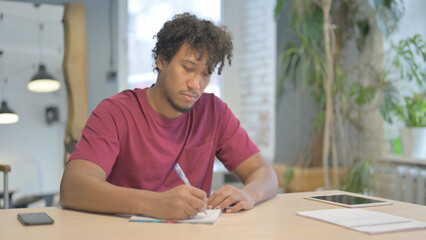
305, 194, 392, 207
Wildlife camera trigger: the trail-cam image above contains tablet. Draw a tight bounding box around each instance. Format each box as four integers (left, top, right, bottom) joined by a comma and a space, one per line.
304, 194, 393, 208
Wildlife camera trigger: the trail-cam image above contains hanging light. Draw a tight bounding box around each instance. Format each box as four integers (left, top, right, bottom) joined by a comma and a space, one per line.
28, 4, 60, 93
28, 64, 60, 92
0, 100, 19, 124
0, 50, 19, 124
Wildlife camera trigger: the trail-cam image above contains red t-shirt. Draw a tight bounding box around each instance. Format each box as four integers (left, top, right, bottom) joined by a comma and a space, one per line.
69, 88, 259, 195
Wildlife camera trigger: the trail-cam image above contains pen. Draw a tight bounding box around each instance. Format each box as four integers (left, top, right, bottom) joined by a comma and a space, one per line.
174, 163, 208, 215
174, 163, 192, 186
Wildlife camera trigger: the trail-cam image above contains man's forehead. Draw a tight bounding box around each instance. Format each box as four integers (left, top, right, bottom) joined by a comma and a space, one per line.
176, 43, 205, 61
174, 42, 215, 72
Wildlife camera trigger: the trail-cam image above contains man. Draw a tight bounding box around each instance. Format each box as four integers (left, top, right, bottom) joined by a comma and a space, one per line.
60, 13, 278, 220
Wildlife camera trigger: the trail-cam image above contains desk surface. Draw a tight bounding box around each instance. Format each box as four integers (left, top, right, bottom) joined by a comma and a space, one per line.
1, 190, 425, 240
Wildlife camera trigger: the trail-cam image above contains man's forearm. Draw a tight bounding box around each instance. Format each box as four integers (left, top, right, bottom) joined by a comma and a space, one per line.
241, 165, 278, 204
60, 170, 155, 215
60, 160, 208, 219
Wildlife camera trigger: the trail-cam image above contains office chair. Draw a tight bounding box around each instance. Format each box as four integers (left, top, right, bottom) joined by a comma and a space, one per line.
0, 164, 11, 209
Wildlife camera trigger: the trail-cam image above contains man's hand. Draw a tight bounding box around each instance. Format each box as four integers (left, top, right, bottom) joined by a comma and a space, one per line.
207, 185, 255, 213
149, 185, 207, 220
207, 153, 278, 214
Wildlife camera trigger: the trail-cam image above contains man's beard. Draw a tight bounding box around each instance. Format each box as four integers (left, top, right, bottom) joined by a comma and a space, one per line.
167, 96, 193, 113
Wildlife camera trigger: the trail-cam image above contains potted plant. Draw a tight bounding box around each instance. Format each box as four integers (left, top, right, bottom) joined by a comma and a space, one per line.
387, 93, 426, 158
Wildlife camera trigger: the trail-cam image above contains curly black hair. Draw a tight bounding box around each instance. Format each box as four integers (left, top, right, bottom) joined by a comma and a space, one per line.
152, 12, 233, 75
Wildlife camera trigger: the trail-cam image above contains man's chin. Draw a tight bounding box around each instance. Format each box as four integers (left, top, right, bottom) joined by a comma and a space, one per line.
167, 97, 194, 113
174, 105, 193, 113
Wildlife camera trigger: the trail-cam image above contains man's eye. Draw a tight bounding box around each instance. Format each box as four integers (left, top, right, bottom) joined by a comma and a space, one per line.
183, 66, 193, 72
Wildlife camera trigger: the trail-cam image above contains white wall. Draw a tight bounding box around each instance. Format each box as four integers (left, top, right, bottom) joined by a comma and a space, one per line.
385, 1, 426, 50
222, 0, 276, 162
221, 0, 242, 119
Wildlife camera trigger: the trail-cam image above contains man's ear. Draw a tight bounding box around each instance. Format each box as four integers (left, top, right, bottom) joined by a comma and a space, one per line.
156, 57, 164, 71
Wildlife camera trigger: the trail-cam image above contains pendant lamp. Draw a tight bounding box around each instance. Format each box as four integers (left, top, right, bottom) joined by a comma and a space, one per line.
0, 100, 19, 124
28, 64, 60, 93
28, 4, 60, 93
0, 50, 19, 124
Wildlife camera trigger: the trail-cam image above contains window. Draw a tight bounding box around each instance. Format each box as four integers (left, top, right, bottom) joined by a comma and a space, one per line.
127, 0, 221, 97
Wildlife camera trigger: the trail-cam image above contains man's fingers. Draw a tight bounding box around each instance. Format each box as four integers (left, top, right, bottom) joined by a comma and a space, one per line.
188, 185, 208, 201
208, 189, 240, 210
183, 185, 208, 213
161, 185, 207, 219
207, 194, 218, 209
227, 201, 246, 213
207, 192, 228, 209
183, 204, 199, 217
207, 186, 234, 208
207, 186, 255, 213
218, 193, 241, 210
188, 197, 207, 213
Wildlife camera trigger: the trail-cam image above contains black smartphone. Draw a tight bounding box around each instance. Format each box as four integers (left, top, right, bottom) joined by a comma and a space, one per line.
17, 212, 54, 226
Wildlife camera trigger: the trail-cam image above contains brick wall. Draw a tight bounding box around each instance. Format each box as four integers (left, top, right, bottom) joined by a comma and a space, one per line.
223, 0, 276, 162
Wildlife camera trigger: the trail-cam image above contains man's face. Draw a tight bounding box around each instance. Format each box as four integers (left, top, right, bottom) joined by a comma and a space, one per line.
157, 43, 211, 113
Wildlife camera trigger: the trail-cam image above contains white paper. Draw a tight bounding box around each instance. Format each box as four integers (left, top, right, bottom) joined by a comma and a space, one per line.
130, 209, 222, 224
297, 208, 426, 234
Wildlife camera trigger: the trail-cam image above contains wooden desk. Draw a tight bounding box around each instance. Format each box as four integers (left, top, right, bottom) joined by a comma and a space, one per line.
1, 190, 425, 240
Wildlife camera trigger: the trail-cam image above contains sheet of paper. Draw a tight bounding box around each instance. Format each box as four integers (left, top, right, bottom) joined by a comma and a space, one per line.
130, 209, 222, 224
297, 208, 426, 234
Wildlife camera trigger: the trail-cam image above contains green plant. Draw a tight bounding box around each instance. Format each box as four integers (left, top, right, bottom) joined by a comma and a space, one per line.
341, 159, 374, 194
392, 34, 426, 86
274, 0, 417, 193
275, 0, 374, 188
284, 166, 293, 185
381, 34, 426, 125
388, 94, 426, 127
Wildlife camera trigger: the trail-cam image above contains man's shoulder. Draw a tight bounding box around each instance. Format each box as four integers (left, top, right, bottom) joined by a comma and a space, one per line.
100, 88, 144, 106
93, 89, 144, 114
196, 92, 225, 108
108, 88, 143, 101
193, 93, 231, 118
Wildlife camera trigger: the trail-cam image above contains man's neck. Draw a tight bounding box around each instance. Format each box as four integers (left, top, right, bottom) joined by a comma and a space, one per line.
146, 85, 183, 119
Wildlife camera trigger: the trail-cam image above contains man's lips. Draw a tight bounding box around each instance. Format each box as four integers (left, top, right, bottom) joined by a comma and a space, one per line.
181, 92, 199, 101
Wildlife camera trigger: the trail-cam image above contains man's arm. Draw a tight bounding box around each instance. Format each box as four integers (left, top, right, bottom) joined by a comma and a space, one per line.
60, 159, 207, 219
207, 152, 278, 213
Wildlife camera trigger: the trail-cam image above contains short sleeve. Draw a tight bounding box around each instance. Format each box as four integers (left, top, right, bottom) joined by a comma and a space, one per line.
68, 99, 125, 176
215, 99, 259, 172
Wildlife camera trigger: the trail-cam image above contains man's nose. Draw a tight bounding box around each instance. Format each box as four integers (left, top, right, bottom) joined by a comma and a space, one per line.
188, 74, 201, 90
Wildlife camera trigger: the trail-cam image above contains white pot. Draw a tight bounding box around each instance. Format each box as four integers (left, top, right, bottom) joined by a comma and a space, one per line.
400, 127, 426, 159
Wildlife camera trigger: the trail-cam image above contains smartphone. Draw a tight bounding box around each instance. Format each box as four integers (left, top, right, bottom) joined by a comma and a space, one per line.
17, 212, 54, 226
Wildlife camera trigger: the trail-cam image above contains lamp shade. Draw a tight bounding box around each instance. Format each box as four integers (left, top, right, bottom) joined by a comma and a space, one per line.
28, 64, 60, 93
0, 100, 19, 124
